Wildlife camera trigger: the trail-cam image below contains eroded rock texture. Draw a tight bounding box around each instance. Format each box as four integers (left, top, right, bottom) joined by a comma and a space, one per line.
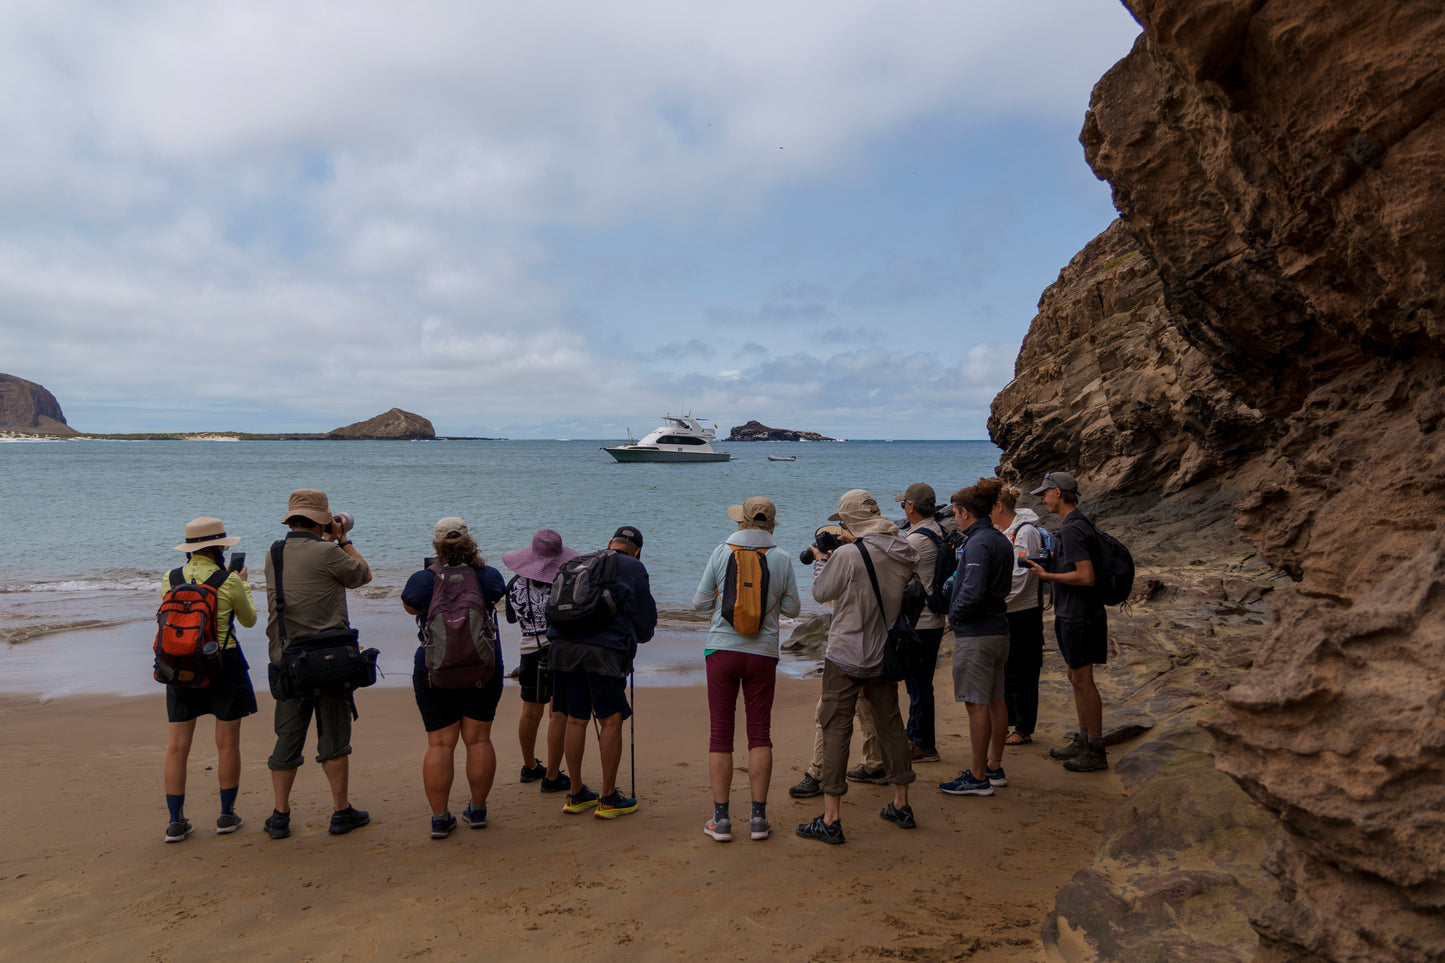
327, 408, 435, 440
993, 2, 1445, 960
0, 373, 76, 433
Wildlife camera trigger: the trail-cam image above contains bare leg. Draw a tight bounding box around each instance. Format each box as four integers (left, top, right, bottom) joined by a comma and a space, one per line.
165, 720, 198, 797
321, 756, 350, 812
564, 716, 589, 794
986, 699, 1009, 770
423, 722, 462, 813
709, 751, 733, 805
544, 710, 566, 778
823, 792, 841, 824
460, 717, 495, 805
966, 701, 992, 779
271, 767, 297, 813
518, 701, 544, 767
747, 745, 772, 804
214, 718, 242, 793
598, 712, 624, 796
1068, 665, 1104, 739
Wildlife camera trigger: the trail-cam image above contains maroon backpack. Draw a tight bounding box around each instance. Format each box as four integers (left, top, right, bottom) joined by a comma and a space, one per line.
423, 564, 498, 688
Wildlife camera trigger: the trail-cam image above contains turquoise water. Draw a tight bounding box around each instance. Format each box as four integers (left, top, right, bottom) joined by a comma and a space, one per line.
0, 438, 1000, 695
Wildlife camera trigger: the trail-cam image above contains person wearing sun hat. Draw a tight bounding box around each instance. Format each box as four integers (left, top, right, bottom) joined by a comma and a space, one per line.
502, 529, 580, 795
692, 496, 801, 842
795, 489, 920, 845
159, 516, 258, 844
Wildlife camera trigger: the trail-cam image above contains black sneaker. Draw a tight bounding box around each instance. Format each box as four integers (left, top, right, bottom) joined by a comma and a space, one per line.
164, 818, 193, 843
462, 801, 488, 829
264, 809, 291, 839
539, 772, 570, 794
795, 815, 845, 845
1049, 733, 1087, 760
520, 759, 546, 783
788, 773, 823, 798
846, 765, 888, 785
328, 805, 371, 835
1063, 745, 1109, 772
215, 812, 243, 835
879, 802, 917, 829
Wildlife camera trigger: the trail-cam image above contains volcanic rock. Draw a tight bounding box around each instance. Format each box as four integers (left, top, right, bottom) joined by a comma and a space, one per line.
726, 420, 835, 442
992, 2, 1445, 960
327, 408, 435, 440
0, 373, 77, 433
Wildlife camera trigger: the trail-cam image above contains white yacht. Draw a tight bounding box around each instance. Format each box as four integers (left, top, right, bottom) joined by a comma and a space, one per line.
603, 414, 731, 463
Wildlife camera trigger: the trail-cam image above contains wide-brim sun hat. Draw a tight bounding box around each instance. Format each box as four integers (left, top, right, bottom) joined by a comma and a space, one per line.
502, 529, 580, 583
282, 488, 334, 526
828, 489, 897, 536
174, 516, 240, 553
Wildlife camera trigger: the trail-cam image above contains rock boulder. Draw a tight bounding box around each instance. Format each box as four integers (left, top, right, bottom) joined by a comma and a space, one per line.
0, 373, 77, 433
726, 420, 835, 442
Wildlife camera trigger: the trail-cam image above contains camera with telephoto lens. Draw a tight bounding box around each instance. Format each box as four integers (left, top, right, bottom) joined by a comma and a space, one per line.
1017, 552, 1052, 570
334, 512, 355, 534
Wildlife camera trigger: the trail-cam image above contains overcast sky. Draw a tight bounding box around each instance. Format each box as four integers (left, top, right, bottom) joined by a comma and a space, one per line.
0, 1, 1140, 440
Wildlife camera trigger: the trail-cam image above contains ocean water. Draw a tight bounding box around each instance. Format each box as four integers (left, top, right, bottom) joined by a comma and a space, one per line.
0, 437, 1000, 696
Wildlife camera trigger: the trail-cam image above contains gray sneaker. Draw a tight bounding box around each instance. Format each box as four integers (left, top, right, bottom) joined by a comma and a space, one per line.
704, 816, 732, 842
1049, 733, 1087, 760
215, 812, 243, 835
164, 818, 193, 843
1063, 745, 1109, 772
749, 815, 771, 840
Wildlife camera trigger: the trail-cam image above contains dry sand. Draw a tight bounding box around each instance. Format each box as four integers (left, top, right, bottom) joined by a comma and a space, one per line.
0, 669, 1127, 961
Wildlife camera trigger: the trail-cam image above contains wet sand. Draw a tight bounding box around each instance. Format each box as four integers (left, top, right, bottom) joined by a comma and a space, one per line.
0, 668, 1127, 961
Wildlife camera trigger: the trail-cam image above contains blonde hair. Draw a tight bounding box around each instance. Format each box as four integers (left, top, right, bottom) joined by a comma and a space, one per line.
997, 485, 1021, 512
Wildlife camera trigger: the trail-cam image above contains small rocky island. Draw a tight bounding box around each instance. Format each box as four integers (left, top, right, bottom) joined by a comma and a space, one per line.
328, 408, 435, 440
0, 373, 78, 433
726, 420, 835, 442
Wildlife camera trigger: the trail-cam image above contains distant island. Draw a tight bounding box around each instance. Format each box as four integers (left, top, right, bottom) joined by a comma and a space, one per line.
726, 420, 836, 442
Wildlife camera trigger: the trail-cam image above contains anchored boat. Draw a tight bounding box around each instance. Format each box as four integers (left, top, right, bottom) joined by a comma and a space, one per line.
602, 414, 731, 463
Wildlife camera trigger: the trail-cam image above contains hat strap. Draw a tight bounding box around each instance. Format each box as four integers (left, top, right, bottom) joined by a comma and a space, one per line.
185, 532, 227, 543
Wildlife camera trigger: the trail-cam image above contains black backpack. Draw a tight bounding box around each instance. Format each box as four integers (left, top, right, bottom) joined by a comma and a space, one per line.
1089, 522, 1136, 606
545, 549, 620, 633
915, 526, 966, 614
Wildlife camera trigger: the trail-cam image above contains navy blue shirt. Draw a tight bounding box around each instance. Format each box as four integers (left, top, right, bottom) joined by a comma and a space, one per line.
1054, 511, 1106, 623
402, 564, 507, 674
546, 551, 658, 679
947, 517, 1012, 638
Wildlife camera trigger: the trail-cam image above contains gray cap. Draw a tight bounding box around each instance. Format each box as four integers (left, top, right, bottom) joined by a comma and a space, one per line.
1031, 471, 1079, 496
894, 482, 937, 513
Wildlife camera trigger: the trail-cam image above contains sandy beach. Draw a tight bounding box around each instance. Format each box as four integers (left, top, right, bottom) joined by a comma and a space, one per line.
0, 667, 1128, 962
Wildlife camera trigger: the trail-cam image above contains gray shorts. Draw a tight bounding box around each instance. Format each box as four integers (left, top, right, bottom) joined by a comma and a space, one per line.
951, 634, 1010, 705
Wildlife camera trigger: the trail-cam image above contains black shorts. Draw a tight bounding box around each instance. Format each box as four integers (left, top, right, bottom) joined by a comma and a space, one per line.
165, 646, 259, 723
1055, 617, 1108, 670
518, 648, 554, 705
413, 667, 504, 732
551, 669, 631, 722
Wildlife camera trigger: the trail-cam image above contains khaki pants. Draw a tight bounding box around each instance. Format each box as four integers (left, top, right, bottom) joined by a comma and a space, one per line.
816, 660, 915, 797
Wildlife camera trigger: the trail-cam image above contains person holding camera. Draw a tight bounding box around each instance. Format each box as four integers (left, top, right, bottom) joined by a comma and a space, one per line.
992, 484, 1047, 747
501, 529, 578, 795
263, 488, 372, 840
939, 478, 1014, 798
896, 483, 947, 764
160, 517, 257, 843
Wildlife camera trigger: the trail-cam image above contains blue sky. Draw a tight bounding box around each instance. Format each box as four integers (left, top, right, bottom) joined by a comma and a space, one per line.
0, 1, 1140, 440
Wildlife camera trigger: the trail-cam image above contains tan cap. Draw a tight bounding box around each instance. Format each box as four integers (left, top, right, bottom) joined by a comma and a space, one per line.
829, 489, 897, 536
434, 517, 469, 541
174, 516, 240, 553
727, 496, 777, 530
283, 489, 333, 526
894, 482, 936, 513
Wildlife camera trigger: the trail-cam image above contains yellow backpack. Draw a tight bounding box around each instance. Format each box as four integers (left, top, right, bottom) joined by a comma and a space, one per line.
720, 545, 771, 636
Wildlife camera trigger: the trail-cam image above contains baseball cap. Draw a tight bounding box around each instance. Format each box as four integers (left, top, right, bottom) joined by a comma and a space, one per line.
1031, 471, 1080, 496
894, 482, 937, 513
612, 525, 644, 549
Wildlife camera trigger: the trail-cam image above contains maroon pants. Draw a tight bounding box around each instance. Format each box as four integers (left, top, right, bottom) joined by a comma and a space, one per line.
705, 650, 778, 753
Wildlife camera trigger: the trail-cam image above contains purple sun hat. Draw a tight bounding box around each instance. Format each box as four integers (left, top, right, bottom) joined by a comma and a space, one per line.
502, 529, 580, 584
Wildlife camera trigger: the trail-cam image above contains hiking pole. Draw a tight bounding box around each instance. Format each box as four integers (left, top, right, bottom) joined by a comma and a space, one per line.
630, 667, 636, 799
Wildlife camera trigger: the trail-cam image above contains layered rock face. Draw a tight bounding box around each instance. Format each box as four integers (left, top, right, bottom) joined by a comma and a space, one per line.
327, 408, 435, 440
726, 420, 835, 441
0, 373, 77, 433
993, 2, 1445, 960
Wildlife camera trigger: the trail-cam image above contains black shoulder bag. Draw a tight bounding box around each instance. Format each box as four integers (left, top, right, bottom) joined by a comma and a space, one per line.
267, 539, 379, 727
857, 541, 927, 683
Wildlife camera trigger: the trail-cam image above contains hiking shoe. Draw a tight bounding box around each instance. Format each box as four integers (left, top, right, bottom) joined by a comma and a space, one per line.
879, 802, 917, 829
794, 815, 845, 845
563, 786, 600, 814
264, 810, 291, 839
749, 816, 771, 841
846, 765, 889, 785
215, 812, 243, 835
164, 818, 193, 843
1050, 733, 1087, 760
1063, 745, 1109, 773
595, 792, 638, 820
940, 770, 994, 796
539, 772, 570, 794
520, 759, 547, 783
986, 766, 1008, 787
328, 805, 370, 835
911, 745, 941, 763
704, 816, 732, 842
430, 812, 457, 839
462, 801, 488, 829
788, 773, 823, 799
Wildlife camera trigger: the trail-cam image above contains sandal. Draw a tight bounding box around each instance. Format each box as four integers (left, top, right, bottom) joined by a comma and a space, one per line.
1005, 731, 1032, 745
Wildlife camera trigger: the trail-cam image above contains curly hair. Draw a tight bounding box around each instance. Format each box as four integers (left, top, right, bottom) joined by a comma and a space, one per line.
433, 534, 484, 568
951, 477, 1003, 519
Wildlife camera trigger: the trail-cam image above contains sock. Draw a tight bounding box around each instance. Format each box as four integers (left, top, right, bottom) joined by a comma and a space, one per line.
1078, 727, 1088, 741
750, 800, 766, 820
219, 786, 238, 815
166, 794, 185, 823
713, 801, 729, 823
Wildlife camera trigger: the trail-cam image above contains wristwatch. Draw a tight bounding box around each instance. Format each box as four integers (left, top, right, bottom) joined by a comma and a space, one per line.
338, 540, 353, 548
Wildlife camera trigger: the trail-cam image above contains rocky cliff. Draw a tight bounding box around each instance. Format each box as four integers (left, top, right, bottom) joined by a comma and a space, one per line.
991, 2, 1445, 960
327, 408, 435, 440
726, 420, 835, 442
0, 373, 77, 433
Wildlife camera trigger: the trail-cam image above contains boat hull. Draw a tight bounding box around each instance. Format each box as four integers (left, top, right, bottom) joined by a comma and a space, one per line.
604, 446, 730, 463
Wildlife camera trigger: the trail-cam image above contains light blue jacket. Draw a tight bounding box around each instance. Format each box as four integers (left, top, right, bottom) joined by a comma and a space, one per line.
693, 529, 801, 659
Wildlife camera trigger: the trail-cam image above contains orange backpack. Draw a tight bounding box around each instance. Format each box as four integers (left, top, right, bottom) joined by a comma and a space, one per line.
720, 545, 771, 636
154, 568, 228, 687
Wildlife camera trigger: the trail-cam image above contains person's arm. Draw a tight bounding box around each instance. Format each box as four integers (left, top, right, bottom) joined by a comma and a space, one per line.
1035, 559, 1095, 587
694, 545, 723, 611
479, 566, 507, 607
625, 561, 659, 644
401, 570, 431, 616
810, 543, 849, 604
225, 571, 258, 628
949, 542, 988, 627
778, 556, 801, 618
